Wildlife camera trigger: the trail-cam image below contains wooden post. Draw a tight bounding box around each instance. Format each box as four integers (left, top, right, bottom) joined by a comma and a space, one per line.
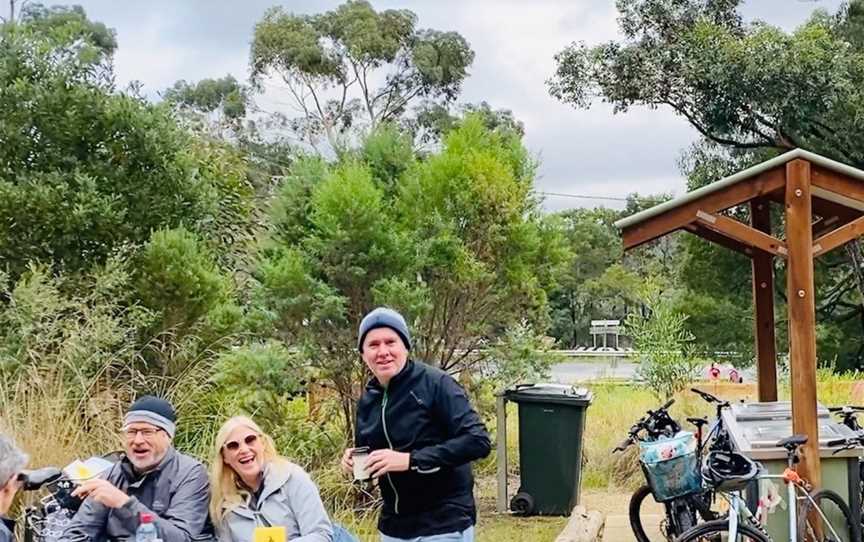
496, 394, 508, 513
750, 199, 778, 401
785, 159, 821, 488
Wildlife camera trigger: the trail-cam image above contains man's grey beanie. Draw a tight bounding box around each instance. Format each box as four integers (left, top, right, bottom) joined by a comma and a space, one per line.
358, 307, 412, 352
123, 395, 177, 439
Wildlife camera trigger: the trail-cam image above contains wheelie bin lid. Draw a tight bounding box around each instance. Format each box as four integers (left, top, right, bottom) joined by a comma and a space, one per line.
503, 383, 592, 406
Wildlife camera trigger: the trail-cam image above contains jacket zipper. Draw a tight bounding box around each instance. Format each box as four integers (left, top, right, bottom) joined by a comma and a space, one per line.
382, 388, 400, 514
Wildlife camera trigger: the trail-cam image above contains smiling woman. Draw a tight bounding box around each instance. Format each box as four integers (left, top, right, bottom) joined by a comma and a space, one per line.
210, 416, 357, 542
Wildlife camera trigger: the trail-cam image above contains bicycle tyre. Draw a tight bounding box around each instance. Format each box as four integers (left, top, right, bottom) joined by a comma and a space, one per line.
859, 461, 864, 526
629, 485, 701, 541
797, 488, 861, 542
630, 484, 675, 541
671, 496, 698, 535
629, 484, 663, 542
675, 519, 771, 542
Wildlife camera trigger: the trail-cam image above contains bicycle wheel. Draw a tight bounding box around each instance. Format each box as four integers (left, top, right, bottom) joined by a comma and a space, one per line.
629, 484, 670, 542
797, 488, 860, 542
629, 485, 700, 541
859, 461, 864, 525
676, 519, 771, 542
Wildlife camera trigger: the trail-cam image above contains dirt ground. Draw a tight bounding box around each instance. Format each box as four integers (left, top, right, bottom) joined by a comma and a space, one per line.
474, 475, 664, 541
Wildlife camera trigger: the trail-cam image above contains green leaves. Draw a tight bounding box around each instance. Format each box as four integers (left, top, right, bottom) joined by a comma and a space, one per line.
627, 288, 701, 400
0, 24, 256, 278
258, 115, 562, 379
251, 7, 341, 80
135, 228, 231, 330
8, 4, 117, 67
411, 30, 474, 100
321, 1, 416, 65
549, 0, 864, 162
249, 1, 474, 148
163, 75, 248, 119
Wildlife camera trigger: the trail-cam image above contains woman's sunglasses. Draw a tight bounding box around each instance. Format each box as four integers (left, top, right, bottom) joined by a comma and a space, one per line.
224, 434, 258, 452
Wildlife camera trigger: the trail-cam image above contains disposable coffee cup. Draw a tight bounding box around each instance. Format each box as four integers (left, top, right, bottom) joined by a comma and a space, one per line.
352, 447, 370, 481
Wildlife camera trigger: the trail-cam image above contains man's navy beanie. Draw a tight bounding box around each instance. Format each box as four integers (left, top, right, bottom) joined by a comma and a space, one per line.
357, 307, 412, 352
124, 395, 177, 438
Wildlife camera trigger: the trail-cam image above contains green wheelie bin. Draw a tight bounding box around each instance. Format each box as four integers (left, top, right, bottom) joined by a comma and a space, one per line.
504, 383, 593, 516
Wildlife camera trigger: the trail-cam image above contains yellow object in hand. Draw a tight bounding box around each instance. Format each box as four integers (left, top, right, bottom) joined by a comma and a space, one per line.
254, 526, 286, 542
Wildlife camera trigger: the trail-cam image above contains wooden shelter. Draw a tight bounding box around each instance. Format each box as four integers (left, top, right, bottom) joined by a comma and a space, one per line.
615, 149, 864, 486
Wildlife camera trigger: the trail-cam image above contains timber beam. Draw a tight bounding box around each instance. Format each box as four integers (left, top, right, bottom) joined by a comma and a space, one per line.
622, 167, 786, 250
813, 214, 864, 257
683, 224, 754, 257
695, 210, 788, 259
812, 166, 864, 207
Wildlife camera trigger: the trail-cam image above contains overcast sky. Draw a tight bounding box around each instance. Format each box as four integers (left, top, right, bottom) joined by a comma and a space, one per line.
65, 0, 845, 212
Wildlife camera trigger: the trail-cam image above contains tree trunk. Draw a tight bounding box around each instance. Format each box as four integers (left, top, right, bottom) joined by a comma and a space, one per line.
844, 240, 864, 307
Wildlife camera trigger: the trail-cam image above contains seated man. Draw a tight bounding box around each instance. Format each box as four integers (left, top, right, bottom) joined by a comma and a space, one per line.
0, 434, 28, 542
64, 396, 212, 542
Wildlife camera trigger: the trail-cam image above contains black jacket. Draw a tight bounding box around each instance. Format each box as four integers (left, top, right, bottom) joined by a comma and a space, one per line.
355, 359, 491, 538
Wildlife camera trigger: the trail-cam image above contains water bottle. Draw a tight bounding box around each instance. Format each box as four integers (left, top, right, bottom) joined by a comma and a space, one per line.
135, 512, 159, 542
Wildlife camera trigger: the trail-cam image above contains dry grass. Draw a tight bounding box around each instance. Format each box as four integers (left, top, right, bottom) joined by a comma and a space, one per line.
0, 366, 131, 515
571, 378, 864, 491
4, 369, 864, 541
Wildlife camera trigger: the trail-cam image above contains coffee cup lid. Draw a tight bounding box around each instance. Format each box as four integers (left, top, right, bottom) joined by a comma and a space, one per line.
352, 446, 370, 455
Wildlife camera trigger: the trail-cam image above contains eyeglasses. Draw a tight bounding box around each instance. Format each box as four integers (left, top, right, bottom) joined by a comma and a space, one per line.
224, 434, 258, 452
123, 428, 162, 440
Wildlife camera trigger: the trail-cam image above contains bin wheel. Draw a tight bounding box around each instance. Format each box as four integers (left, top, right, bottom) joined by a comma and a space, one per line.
510, 492, 535, 516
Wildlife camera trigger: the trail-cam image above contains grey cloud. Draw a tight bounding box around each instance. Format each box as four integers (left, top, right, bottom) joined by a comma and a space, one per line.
68, 0, 847, 214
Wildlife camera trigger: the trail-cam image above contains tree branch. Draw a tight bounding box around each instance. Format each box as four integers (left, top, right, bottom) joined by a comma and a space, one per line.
380, 85, 424, 124
661, 99, 778, 150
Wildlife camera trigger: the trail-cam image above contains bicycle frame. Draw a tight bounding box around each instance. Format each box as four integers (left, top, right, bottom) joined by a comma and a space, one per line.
721, 471, 848, 542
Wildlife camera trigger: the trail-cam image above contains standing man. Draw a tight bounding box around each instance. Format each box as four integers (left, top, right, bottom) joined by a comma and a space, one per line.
341, 307, 491, 542
64, 396, 212, 542
0, 434, 28, 542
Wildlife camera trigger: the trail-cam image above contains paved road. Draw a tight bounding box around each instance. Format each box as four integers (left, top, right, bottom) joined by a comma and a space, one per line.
551, 359, 640, 382
551, 359, 758, 383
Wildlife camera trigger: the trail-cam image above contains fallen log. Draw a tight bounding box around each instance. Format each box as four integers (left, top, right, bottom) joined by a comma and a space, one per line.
554, 505, 605, 542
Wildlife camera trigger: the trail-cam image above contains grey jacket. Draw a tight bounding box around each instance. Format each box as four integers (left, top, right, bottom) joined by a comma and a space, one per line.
63, 448, 212, 542
0, 515, 13, 542
216, 460, 332, 542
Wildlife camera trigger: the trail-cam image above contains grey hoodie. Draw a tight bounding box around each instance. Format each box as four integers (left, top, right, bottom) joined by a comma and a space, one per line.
215, 460, 333, 542
62, 448, 212, 541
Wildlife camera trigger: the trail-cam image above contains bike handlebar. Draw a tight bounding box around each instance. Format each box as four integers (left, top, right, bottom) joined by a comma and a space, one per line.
691, 387, 721, 404
828, 406, 864, 412
612, 399, 678, 453
614, 437, 633, 452
18, 468, 63, 491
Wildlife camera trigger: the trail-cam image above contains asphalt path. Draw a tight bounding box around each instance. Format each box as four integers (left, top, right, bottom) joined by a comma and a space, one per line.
550, 358, 758, 383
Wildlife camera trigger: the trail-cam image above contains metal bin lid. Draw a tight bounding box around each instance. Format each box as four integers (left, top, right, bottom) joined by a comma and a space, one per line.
731, 401, 830, 421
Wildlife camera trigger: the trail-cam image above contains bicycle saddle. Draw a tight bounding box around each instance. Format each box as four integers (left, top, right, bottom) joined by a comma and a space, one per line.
687, 417, 709, 428
777, 434, 808, 449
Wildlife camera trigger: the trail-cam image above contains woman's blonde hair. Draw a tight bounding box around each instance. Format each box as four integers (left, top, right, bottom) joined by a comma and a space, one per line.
209, 416, 289, 525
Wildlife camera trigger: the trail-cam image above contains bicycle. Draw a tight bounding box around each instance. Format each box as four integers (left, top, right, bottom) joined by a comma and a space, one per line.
829, 405, 864, 527
18, 465, 81, 542
676, 434, 860, 542
626, 388, 736, 542
18, 452, 123, 542
616, 398, 717, 542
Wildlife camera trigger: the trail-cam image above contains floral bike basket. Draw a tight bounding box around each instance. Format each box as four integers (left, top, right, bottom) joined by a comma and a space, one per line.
639, 431, 701, 502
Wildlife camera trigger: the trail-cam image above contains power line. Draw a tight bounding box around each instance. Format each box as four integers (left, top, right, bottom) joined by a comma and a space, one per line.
537, 191, 629, 202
